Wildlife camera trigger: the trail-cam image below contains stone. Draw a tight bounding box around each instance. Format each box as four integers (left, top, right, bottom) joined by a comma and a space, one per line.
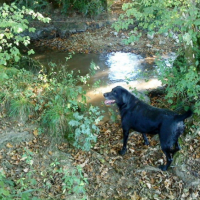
76, 23, 87, 32
37, 26, 57, 39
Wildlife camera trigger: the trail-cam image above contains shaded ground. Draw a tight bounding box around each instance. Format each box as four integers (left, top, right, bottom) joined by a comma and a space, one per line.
1, 97, 200, 199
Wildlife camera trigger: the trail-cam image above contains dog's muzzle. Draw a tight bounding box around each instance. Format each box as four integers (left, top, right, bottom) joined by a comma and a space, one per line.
103, 93, 116, 105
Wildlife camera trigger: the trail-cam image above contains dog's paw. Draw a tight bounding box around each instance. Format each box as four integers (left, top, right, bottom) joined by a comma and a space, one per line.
159, 165, 167, 171
119, 149, 126, 156
144, 141, 150, 146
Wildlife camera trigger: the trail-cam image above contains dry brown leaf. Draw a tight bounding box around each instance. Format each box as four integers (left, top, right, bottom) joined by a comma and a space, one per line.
6, 143, 13, 148
11, 155, 20, 160
33, 129, 38, 137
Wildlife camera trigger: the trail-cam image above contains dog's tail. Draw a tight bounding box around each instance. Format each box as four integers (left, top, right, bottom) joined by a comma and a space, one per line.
175, 109, 193, 121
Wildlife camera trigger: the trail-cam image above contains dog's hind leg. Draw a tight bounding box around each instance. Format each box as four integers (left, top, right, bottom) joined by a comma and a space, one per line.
142, 133, 150, 145
159, 150, 173, 171
119, 128, 129, 156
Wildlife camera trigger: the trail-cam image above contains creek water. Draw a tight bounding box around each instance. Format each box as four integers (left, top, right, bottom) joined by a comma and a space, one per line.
32, 50, 175, 119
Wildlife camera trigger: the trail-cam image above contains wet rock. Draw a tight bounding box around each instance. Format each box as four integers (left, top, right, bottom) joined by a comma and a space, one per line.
37, 26, 58, 39
76, 23, 87, 32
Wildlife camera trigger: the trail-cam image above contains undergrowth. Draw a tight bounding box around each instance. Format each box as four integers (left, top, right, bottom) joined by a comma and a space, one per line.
0, 57, 103, 149
0, 55, 103, 199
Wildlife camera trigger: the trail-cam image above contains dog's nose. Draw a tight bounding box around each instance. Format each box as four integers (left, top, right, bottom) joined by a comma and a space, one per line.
103, 93, 107, 97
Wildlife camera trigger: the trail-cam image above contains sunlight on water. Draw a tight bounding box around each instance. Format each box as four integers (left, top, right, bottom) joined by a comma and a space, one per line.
105, 52, 143, 81
33, 50, 175, 118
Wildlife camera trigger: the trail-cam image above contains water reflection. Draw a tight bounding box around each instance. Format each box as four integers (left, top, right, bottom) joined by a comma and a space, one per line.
32, 51, 165, 109
105, 52, 143, 81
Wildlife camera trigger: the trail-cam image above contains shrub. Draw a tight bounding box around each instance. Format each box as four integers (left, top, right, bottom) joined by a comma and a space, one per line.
0, 3, 50, 65
69, 106, 103, 151
0, 55, 103, 150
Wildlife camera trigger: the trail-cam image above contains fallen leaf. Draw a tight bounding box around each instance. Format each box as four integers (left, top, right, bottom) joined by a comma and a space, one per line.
6, 143, 13, 148
23, 168, 29, 172
33, 129, 38, 137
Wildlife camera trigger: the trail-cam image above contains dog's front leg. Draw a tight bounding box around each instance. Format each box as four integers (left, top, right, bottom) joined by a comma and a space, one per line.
119, 128, 129, 156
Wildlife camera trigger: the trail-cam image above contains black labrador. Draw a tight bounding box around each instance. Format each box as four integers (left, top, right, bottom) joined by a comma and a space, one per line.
103, 86, 192, 171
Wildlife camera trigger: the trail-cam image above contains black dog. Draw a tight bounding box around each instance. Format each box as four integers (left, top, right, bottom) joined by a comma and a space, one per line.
104, 86, 192, 171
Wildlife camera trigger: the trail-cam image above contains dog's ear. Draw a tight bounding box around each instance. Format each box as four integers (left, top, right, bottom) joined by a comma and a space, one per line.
122, 90, 132, 105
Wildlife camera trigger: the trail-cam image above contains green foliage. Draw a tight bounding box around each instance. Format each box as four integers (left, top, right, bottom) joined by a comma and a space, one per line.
69, 106, 103, 151
0, 3, 50, 65
51, 160, 87, 197
0, 54, 103, 150
41, 60, 103, 142
113, 0, 200, 114
156, 57, 200, 113
55, 0, 106, 16
14, 0, 48, 12
0, 169, 12, 199
0, 152, 40, 200
0, 149, 87, 199
113, 0, 200, 45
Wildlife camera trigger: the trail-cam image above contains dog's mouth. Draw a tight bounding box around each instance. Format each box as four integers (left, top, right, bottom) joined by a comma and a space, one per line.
104, 99, 116, 105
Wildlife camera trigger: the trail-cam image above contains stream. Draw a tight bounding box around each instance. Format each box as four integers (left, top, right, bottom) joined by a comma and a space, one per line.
32, 50, 175, 119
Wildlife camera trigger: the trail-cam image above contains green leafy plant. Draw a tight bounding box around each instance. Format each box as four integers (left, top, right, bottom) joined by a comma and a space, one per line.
55, 0, 106, 16
69, 105, 103, 151
0, 169, 13, 199
14, 0, 48, 12
0, 150, 40, 200
0, 3, 50, 65
113, 0, 200, 114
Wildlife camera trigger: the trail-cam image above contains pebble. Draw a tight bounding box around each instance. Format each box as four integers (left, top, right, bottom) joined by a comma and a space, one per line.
113, 32, 118, 36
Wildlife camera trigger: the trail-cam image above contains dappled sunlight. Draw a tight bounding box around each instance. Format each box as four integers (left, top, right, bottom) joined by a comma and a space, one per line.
85, 78, 162, 105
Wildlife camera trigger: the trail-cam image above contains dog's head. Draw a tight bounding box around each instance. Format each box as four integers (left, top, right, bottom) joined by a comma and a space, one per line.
103, 86, 133, 107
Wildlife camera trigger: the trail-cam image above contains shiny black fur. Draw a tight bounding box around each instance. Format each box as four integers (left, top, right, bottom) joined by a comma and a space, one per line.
104, 86, 192, 171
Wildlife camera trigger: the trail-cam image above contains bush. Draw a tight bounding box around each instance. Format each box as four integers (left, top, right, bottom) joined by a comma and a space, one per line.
54, 0, 106, 16
0, 56, 103, 150
0, 3, 50, 65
